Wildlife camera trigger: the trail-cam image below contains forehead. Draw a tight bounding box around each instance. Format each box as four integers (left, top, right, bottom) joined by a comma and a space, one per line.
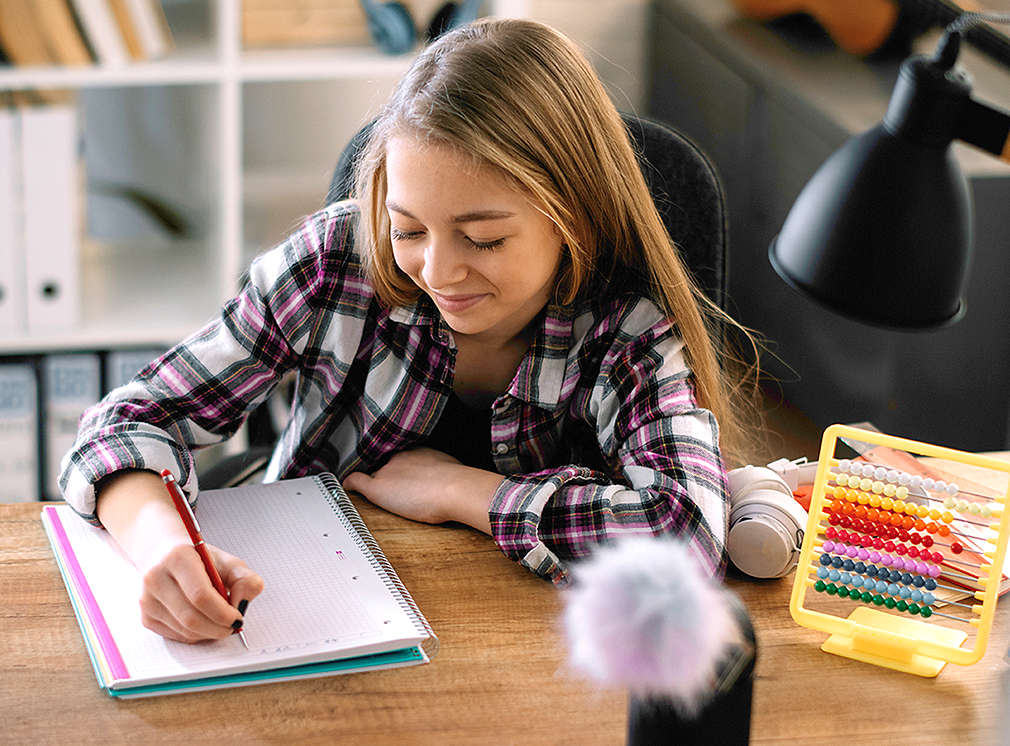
385, 135, 516, 198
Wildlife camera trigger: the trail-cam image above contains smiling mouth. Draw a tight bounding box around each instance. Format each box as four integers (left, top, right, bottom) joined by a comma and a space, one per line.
431, 292, 488, 313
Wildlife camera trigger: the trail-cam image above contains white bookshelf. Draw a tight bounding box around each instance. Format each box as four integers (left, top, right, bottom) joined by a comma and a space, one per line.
0, 0, 436, 355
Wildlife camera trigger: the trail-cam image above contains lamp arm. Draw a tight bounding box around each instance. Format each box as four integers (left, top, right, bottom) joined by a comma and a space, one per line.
957, 97, 1010, 163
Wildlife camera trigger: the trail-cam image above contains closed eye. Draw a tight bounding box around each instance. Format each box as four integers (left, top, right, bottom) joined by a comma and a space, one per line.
390, 228, 424, 241
466, 236, 506, 251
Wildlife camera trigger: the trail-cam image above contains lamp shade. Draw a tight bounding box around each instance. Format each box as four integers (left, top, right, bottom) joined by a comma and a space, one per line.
769, 55, 976, 329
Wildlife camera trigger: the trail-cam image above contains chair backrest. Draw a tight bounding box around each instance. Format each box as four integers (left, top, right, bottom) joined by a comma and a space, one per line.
326, 113, 728, 312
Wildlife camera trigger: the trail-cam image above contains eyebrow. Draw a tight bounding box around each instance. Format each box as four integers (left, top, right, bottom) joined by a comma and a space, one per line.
385, 201, 516, 224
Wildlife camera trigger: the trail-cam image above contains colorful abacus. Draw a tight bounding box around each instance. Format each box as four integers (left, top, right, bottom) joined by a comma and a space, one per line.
789, 424, 1010, 677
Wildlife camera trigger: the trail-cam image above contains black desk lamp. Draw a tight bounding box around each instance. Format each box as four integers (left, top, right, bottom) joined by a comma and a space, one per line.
769, 11, 1010, 329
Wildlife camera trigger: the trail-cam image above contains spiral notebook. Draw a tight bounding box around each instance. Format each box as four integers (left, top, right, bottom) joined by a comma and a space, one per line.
41, 473, 437, 698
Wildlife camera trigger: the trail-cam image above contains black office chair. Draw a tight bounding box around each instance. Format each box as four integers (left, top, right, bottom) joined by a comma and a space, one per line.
201, 113, 729, 489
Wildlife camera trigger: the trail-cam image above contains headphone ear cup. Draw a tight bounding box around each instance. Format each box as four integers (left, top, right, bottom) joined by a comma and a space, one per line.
726, 466, 808, 579
426, 0, 483, 41
361, 0, 417, 55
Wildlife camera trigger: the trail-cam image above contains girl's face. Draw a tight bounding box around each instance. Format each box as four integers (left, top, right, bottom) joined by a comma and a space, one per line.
384, 135, 564, 346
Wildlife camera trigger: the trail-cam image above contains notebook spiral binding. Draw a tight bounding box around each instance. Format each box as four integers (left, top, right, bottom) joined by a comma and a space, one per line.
316, 473, 440, 659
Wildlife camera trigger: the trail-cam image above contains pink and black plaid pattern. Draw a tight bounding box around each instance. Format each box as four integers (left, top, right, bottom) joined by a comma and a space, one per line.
61, 204, 728, 584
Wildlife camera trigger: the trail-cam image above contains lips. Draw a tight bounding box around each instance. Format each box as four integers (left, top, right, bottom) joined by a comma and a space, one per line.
431, 292, 488, 313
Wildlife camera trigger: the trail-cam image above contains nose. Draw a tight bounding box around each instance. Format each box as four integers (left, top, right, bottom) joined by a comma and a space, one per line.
420, 236, 468, 290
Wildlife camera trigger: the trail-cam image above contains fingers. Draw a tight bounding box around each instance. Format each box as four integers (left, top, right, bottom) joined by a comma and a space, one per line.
342, 471, 371, 494
139, 543, 261, 643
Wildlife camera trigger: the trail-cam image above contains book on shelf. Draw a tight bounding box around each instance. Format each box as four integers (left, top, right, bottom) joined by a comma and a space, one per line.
241, 0, 372, 48
107, 0, 147, 61
120, 0, 174, 60
34, 0, 95, 66
41, 353, 101, 501
0, 107, 27, 336
42, 473, 437, 697
19, 102, 82, 334
69, 0, 130, 65
0, 0, 57, 67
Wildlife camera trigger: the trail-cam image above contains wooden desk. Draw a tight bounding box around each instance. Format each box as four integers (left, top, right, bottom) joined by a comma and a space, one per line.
3, 458, 1010, 744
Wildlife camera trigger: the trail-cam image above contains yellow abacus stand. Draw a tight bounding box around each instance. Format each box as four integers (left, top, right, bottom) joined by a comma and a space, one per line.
789, 424, 1010, 677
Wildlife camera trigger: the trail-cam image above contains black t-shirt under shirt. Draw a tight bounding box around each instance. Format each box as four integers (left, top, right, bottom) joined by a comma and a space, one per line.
423, 392, 495, 472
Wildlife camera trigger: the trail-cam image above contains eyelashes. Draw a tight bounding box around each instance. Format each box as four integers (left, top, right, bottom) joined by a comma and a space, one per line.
389, 228, 505, 252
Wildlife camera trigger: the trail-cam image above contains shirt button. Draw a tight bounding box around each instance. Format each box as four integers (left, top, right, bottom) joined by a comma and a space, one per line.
494, 443, 509, 455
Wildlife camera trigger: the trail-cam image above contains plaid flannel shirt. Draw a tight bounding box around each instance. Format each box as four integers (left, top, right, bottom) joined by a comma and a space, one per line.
61, 203, 729, 584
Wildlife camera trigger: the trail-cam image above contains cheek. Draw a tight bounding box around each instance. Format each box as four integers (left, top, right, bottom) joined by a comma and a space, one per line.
391, 245, 416, 277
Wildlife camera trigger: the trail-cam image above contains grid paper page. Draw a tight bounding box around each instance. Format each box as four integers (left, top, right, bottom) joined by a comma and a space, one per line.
48, 476, 424, 688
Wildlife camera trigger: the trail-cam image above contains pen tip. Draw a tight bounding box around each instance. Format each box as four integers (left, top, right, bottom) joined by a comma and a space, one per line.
239, 629, 250, 649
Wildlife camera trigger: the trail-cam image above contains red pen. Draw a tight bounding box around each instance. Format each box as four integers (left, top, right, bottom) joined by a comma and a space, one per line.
160, 469, 249, 649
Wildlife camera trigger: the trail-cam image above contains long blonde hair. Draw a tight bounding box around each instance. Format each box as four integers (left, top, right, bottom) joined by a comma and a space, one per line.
353, 18, 758, 463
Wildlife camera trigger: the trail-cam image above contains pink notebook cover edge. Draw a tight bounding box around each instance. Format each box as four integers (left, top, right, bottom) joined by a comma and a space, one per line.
44, 506, 130, 681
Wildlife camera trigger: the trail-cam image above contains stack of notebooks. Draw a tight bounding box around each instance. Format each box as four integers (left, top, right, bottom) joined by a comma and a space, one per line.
42, 473, 437, 698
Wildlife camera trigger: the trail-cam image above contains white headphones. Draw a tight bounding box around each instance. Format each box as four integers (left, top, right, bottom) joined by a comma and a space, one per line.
726, 459, 813, 579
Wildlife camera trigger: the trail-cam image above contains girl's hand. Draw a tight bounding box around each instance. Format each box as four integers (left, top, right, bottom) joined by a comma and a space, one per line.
137, 541, 264, 644
96, 469, 264, 643
344, 448, 504, 533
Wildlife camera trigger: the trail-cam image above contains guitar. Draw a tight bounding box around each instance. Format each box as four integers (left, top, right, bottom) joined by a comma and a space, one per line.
730, 0, 1010, 65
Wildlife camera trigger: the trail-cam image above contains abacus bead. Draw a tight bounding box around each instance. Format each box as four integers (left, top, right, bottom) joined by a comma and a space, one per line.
898, 473, 910, 486
946, 483, 959, 495
935, 481, 947, 493
926, 522, 938, 534
886, 470, 899, 483
922, 536, 933, 547
888, 584, 901, 595
916, 561, 929, 575
873, 594, 885, 606
901, 573, 913, 585
854, 562, 866, 574
826, 583, 837, 595
916, 506, 929, 518
899, 587, 911, 599
875, 581, 888, 593
817, 567, 828, 579
861, 591, 873, 603
890, 570, 903, 582
969, 503, 981, 515
943, 497, 955, 509
923, 592, 935, 605
914, 519, 926, 531
885, 597, 897, 608
873, 538, 884, 549
886, 527, 899, 539
849, 576, 862, 588
895, 486, 909, 500
912, 575, 925, 587
832, 557, 844, 568
907, 547, 919, 559
881, 498, 894, 511
951, 542, 963, 554
843, 560, 855, 571
920, 606, 933, 618
866, 508, 879, 522
981, 506, 993, 518
895, 544, 907, 556
860, 478, 873, 491
857, 492, 870, 506
924, 478, 935, 490
896, 600, 908, 611
866, 565, 878, 577
883, 484, 896, 497
910, 476, 923, 489
910, 590, 923, 603
938, 525, 951, 537
929, 509, 942, 520
909, 532, 921, 543
932, 551, 944, 563
869, 495, 882, 508
893, 500, 906, 513
929, 566, 941, 577
815, 580, 826, 592
955, 499, 969, 512
837, 460, 851, 472
891, 514, 904, 527
872, 481, 884, 494
868, 551, 881, 563
820, 553, 832, 566
832, 570, 843, 582
942, 512, 954, 523
925, 578, 937, 590
903, 517, 916, 530
908, 603, 921, 615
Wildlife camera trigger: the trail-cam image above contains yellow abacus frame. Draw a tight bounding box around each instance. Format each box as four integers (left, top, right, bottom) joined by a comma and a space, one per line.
789, 424, 1010, 676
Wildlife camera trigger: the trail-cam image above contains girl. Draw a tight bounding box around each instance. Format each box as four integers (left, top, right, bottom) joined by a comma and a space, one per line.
60, 18, 755, 644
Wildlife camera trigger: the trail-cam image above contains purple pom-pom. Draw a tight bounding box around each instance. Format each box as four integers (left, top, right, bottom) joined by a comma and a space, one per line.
563, 537, 738, 716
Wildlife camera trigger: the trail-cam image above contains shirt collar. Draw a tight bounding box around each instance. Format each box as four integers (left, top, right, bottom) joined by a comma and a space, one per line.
388, 297, 578, 411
